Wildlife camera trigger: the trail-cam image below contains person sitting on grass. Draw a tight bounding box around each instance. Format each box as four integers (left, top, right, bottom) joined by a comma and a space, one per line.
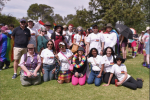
57, 42, 73, 84
102, 47, 117, 84
87, 48, 104, 86
72, 47, 87, 86
103, 55, 143, 90
19, 44, 41, 86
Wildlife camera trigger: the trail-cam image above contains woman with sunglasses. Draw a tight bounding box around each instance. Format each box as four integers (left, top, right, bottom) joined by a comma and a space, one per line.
57, 42, 73, 84
102, 47, 117, 84
72, 47, 87, 86
40, 40, 57, 82
73, 26, 85, 48
87, 48, 104, 86
19, 44, 41, 86
37, 27, 49, 54
103, 55, 143, 90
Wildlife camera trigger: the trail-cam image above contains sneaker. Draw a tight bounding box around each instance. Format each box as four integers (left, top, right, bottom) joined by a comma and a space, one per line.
3, 66, 9, 69
12, 74, 17, 79
143, 62, 147, 67
132, 56, 135, 58
147, 64, 150, 69
136, 78, 144, 82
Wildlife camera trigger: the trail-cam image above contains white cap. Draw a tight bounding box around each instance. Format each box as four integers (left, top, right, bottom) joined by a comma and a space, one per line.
28, 19, 33, 22
146, 26, 150, 31
59, 42, 65, 45
142, 31, 145, 33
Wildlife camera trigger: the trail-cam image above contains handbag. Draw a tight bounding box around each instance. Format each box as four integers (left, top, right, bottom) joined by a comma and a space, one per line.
60, 51, 73, 71
71, 35, 82, 53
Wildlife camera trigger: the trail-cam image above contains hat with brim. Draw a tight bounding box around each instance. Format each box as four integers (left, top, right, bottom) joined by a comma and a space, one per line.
106, 23, 113, 28
77, 47, 85, 53
59, 42, 65, 46
1, 26, 8, 32
146, 26, 150, 31
27, 44, 34, 48
55, 25, 63, 31
142, 31, 145, 33
28, 19, 34, 22
114, 55, 125, 63
44, 22, 51, 26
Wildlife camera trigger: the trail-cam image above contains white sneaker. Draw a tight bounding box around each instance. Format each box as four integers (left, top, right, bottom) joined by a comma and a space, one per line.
132, 56, 135, 58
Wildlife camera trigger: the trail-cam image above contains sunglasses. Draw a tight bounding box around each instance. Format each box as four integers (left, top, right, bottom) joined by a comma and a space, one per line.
78, 30, 82, 31
21, 21, 26, 23
116, 59, 122, 61
59, 45, 65, 48
48, 44, 53, 46
42, 31, 47, 32
28, 48, 34, 49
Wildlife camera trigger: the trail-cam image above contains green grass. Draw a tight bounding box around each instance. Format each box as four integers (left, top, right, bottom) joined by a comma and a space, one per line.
0, 53, 149, 100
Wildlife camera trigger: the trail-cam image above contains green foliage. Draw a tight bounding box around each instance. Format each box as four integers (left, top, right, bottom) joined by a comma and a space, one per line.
53, 14, 64, 25
0, 14, 19, 27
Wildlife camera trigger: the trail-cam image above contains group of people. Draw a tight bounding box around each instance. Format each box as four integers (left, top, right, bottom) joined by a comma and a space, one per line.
0, 18, 148, 90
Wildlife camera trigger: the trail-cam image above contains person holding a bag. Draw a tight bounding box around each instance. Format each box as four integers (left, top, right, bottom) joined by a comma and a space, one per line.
72, 47, 87, 86
73, 26, 85, 48
40, 40, 57, 82
57, 42, 73, 84
19, 44, 41, 86
87, 48, 104, 86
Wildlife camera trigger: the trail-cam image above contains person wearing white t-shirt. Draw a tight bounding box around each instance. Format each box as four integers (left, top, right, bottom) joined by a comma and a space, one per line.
40, 40, 57, 82
27, 19, 38, 47
67, 24, 74, 47
57, 42, 73, 84
103, 55, 143, 90
87, 48, 104, 86
86, 24, 105, 56
102, 47, 117, 84
62, 25, 69, 45
73, 26, 85, 47
44, 21, 53, 39
103, 23, 117, 52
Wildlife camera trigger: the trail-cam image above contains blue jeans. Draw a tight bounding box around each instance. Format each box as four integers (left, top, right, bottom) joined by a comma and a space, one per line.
43, 64, 55, 82
87, 70, 103, 86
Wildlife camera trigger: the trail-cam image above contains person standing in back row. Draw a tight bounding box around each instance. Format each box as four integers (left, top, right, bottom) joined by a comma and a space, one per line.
11, 19, 31, 79
44, 22, 53, 39
86, 24, 105, 56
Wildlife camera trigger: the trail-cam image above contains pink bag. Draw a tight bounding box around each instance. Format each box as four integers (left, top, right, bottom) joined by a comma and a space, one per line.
60, 51, 73, 71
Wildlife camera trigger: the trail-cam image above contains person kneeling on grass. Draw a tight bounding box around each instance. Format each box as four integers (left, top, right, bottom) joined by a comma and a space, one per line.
72, 47, 87, 86
19, 44, 41, 86
103, 55, 143, 90
57, 42, 73, 84
87, 48, 104, 86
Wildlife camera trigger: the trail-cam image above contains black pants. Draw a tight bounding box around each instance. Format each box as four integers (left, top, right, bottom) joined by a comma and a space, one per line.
103, 72, 117, 84
122, 76, 143, 90
0, 60, 10, 69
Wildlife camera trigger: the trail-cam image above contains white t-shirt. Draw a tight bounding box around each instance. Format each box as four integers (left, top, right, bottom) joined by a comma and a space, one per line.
63, 30, 69, 44
74, 34, 84, 45
111, 64, 131, 82
27, 27, 38, 47
47, 29, 53, 39
40, 48, 55, 65
86, 32, 105, 53
67, 31, 73, 46
58, 49, 73, 71
103, 32, 117, 51
88, 55, 104, 71
103, 55, 115, 72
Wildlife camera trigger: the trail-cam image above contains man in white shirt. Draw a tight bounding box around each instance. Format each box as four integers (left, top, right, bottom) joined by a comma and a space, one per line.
44, 21, 53, 39
27, 19, 38, 48
67, 24, 74, 47
86, 24, 105, 55
103, 23, 117, 52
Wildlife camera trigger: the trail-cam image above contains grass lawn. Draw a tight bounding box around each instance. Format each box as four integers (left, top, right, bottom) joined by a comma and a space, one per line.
0, 53, 149, 100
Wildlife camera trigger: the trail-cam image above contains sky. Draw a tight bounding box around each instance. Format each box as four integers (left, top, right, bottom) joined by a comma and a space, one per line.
1, 0, 90, 19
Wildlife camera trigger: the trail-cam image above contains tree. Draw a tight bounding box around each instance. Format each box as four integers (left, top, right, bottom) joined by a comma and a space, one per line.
27, 3, 54, 21
63, 14, 75, 24
52, 14, 64, 25
0, 0, 11, 13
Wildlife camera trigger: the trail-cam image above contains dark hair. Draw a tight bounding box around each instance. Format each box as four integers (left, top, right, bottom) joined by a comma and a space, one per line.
47, 40, 56, 54
9, 24, 14, 28
103, 47, 116, 63
89, 48, 98, 57
54, 26, 63, 35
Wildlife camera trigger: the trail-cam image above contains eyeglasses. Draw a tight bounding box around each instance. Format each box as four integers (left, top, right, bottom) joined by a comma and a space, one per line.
48, 44, 53, 46
42, 31, 47, 32
21, 21, 26, 23
78, 30, 82, 31
59, 45, 65, 48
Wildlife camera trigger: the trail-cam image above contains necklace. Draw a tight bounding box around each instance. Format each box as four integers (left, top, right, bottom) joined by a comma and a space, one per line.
72, 53, 86, 68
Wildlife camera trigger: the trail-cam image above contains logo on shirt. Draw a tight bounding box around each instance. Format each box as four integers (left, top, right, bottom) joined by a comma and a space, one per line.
96, 39, 99, 42
109, 62, 114, 66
